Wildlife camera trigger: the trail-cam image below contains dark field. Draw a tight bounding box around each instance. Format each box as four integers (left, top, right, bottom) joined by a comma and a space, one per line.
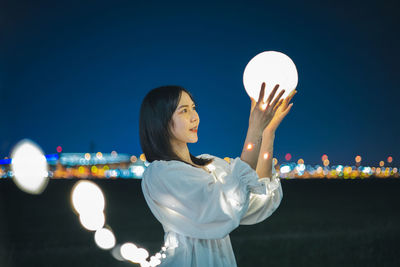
0, 178, 399, 267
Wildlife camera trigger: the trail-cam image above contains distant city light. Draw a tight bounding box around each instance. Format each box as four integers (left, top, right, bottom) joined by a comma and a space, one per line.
321, 154, 328, 161
323, 159, 330, 166
388, 156, 393, 163
355, 155, 362, 163
130, 156, 137, 163
285, 153, 291, 161
280, 165, 291, 174
57, 146, 62, 153
223, 157, 231, 163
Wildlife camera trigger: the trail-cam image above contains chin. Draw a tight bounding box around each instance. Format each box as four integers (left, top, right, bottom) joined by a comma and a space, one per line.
188, 137, 198, 143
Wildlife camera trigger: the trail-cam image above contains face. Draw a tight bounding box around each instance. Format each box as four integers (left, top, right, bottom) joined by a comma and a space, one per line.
169, 91, 200, 146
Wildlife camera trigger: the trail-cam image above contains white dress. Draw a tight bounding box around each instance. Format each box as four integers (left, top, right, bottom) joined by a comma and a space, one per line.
141, 154, 283, 266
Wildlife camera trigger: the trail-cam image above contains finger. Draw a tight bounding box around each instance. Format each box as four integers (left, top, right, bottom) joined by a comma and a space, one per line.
257, 82, 265, 104
284, 90, 297, 104
284, 103, 293, 114
273, 99, 283, 112
287, 90, 297, 103
266, 84, 279, 104
270, 89, 285, 109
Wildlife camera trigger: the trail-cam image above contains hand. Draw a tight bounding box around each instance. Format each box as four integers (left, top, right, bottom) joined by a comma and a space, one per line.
248, 82, 285, 135
264, 88, 297, 135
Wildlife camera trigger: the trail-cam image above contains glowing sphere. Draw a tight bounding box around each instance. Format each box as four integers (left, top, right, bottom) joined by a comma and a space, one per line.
79, 211, 105, 231
10, 139, 49, 194
243, 51, 298, 102
71, 180, 105, 215
94, 228, 116, 250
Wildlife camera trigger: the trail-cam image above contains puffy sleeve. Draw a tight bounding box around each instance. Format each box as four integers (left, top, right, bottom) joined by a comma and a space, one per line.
141, 155, 277, 239
239, 160, 283, 225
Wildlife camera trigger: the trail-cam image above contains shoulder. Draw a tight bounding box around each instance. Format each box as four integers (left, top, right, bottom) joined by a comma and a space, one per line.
197, 153, 231, 171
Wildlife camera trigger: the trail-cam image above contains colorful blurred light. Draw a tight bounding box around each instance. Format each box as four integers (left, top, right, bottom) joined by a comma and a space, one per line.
130, 156, 137, 163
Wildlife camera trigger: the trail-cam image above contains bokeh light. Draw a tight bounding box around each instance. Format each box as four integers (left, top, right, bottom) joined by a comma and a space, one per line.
71, 180, 105, 215
79, 211, 105, 231
130, 155, 137, 163
10, 139, 49, 194
94, 227, 116, 250
246, 143, 254, 150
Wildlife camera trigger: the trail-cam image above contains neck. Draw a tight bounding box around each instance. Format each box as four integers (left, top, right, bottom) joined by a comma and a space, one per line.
171, 140, 192, 164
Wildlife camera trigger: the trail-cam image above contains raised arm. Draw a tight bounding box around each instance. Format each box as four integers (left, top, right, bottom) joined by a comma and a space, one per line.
240, 82, 284, 171
256, 89, 297, 178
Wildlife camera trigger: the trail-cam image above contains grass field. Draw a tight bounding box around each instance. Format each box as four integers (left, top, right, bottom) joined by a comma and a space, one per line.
0, 178, 399, 267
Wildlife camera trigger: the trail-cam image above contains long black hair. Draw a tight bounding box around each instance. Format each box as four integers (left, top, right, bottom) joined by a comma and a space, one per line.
139, 85, 214, 167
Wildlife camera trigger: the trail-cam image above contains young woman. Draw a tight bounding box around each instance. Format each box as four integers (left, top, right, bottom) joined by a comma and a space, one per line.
140, 83, 296, 266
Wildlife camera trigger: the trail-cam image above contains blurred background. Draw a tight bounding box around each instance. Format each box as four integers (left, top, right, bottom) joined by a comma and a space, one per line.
1, 0, 399, 266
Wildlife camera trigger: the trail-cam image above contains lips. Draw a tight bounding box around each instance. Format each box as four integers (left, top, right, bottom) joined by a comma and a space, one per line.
190, 127, 198, 132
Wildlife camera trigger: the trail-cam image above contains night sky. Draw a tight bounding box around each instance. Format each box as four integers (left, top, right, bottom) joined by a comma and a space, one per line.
1, 0, 399, 166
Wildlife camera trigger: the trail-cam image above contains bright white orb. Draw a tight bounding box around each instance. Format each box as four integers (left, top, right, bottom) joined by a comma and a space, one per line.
79, 211, 105, 231
94, 228, 116, 250
10, 139, 49, 194
243, 51, 298, 102
120, 243, 149, 264
120, 242, 138, 261
71, 180, 105, 215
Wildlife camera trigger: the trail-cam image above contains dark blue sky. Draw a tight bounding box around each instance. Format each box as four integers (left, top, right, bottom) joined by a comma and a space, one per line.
1, 0, 399, 166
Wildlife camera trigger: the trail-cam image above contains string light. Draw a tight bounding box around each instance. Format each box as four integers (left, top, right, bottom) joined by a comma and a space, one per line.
246, 143, 254, 150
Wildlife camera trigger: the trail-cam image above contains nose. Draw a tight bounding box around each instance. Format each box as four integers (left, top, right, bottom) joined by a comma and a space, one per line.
191, 110, 199, 122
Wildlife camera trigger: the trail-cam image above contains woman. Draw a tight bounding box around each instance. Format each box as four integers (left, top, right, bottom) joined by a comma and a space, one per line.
140, 83, 296, 266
